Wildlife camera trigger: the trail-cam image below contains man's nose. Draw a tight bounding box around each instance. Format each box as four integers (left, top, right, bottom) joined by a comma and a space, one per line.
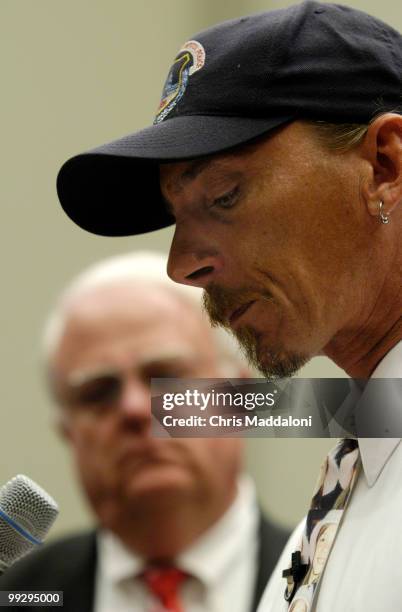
118, 379, 151, 429
167, 227, 223, 288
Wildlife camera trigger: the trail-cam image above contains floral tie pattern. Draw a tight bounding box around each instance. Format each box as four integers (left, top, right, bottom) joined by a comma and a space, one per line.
284, 438, 360, 611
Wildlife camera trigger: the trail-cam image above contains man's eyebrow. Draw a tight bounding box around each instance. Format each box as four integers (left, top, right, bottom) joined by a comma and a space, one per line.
140, 349, 196, 367
66, 349, 196, 386
161, 158, 217, 214
181, 158, 215, 183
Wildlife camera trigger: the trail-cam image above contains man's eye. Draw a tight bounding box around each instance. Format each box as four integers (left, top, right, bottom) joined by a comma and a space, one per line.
211, 186, 239, 209
72, 376, 120, 406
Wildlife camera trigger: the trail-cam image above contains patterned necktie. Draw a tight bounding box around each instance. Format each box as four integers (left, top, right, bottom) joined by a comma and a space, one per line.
141, 566, 188, 612
283, 438, 360, 611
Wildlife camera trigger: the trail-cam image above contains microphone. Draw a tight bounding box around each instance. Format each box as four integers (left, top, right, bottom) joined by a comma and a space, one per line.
0, 474, 59, 575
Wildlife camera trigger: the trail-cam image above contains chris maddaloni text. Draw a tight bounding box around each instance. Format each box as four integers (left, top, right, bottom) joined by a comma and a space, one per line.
162, 415, 313, 428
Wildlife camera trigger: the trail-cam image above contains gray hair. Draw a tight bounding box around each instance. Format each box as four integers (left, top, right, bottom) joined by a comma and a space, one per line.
308, 111, 402, 152
43, 250, 250, 377
308, 121, 369, 152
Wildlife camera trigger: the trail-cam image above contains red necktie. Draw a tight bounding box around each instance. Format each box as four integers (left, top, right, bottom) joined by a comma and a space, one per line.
141, 566, 187, 612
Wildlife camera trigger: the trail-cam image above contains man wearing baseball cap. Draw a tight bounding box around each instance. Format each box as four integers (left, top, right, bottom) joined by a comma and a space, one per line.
56, 2, 402, 610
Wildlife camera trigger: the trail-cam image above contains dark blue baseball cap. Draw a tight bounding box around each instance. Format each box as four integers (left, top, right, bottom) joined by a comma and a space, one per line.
56, 1, 402, 237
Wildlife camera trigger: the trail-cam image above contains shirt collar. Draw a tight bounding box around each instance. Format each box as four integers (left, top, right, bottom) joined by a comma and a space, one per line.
97, 474, 258, 587
358, 340, 402, 487
176, 475, 258, 588
97, 529, 143, 585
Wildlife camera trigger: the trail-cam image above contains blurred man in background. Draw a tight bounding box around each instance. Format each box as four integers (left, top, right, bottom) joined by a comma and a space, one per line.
0, 251, 288, 611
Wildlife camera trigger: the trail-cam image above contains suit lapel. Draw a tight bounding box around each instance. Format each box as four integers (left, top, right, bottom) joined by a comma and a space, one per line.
250, 513, 289, 612
57, 531, 97, 612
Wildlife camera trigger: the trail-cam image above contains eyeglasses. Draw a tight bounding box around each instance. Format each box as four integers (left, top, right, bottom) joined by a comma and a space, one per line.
65, 372, 126, 407
57, 357, 196, 412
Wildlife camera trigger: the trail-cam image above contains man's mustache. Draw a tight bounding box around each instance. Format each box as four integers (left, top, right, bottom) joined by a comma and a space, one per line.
203, 284, 271, 327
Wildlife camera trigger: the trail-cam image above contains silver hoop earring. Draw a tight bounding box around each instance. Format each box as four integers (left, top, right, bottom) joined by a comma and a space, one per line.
379, 201, 390, 225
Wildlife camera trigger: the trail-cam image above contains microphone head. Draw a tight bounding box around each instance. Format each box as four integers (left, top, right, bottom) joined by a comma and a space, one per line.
0, 474, 59, 572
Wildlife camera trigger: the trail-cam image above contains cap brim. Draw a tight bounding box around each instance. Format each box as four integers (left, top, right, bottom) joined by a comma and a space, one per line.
57, 114, 294, 237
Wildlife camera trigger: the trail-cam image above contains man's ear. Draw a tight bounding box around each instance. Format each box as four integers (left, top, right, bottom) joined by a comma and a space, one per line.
54, 412, 73, 442
360, 113, 402, 219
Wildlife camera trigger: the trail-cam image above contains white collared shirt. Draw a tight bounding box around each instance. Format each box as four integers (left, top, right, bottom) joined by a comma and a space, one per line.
94, 476, 259, 612
258, 341, 402, 612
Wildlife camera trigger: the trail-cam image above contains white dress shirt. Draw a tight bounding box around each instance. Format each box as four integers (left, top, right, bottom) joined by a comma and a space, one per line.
258, 341, 402, 612
94, 476, 259, 612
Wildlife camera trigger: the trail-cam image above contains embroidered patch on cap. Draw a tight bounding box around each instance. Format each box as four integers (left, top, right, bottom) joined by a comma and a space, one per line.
154, 40, 206, 124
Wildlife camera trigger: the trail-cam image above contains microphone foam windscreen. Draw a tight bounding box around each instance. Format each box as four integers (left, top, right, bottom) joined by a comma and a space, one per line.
0, 474, 59, 571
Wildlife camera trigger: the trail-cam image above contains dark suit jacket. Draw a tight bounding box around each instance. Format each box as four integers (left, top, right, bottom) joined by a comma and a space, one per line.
0, 515, 288, 611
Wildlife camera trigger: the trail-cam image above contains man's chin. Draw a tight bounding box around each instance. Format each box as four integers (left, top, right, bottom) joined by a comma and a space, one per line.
123, 467, 194, 505
234, 325, 309, 379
